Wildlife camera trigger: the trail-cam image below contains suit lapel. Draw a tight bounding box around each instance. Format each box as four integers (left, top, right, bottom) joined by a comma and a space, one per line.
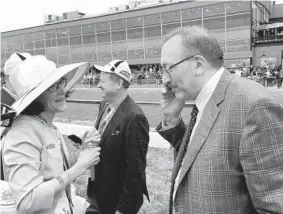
174, 70, 234, 191
100, 95, 130, 144
94, 102, 108, 130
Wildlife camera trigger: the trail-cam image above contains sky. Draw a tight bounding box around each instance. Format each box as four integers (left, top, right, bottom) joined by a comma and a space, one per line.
0, 0, 283, 33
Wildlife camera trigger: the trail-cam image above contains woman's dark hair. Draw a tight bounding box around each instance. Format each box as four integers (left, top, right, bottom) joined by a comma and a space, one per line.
21, 100, 45, 116
21, 89, 74, 116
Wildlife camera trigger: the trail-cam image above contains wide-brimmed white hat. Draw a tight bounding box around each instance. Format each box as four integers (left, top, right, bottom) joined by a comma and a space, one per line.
93, 60, 132, 83
7, 55, 91, 116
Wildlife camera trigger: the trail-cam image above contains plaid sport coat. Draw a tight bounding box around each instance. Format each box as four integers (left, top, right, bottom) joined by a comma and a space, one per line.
158, 70, 283, 213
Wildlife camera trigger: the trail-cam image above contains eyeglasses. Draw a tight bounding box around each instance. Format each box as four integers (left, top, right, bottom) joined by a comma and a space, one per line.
48, 77, 67, 93
161, 55, 195, 74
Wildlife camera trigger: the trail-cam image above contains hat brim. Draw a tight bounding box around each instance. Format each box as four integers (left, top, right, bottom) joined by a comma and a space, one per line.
93, 64, 132, 83
93, 64, 112, 74
12, 62, 91, 116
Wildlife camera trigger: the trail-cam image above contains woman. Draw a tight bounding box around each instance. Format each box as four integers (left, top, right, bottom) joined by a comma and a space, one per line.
1, 54, 100, 214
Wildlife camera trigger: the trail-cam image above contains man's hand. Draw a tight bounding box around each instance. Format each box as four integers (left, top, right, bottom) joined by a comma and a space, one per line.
161, 86, 185, 126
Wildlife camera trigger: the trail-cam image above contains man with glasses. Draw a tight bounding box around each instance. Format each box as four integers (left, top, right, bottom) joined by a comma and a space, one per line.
157, 26, 283, 213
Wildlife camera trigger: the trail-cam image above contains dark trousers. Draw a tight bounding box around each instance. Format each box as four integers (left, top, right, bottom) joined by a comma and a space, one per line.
85, 192, 100, 214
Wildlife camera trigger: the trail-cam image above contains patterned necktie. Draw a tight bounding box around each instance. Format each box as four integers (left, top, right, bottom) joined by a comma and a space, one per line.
98, 105, 111, 134
169, 105, 199, 214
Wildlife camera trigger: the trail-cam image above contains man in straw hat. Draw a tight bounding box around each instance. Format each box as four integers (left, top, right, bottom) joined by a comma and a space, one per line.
85, 60, 150, 214
1, 54, 101, 214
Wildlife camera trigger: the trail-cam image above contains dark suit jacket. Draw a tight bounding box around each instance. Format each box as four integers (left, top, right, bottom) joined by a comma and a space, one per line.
157, 70, 283, 213
87, 95, 150, 214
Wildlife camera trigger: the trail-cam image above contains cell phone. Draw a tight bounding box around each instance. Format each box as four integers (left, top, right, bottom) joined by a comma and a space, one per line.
68, 134, 82, 145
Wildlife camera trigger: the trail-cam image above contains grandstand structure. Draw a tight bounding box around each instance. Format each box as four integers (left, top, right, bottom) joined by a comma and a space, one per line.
0, 0, 282, 71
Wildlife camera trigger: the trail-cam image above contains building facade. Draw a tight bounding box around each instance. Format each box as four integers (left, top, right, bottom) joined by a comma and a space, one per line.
0, 0, 272, 69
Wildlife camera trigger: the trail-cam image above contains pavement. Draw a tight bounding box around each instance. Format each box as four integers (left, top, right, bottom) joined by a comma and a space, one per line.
54, 122, 171, 149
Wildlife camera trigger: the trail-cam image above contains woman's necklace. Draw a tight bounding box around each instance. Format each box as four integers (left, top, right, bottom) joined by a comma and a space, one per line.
33, 115, 57, 130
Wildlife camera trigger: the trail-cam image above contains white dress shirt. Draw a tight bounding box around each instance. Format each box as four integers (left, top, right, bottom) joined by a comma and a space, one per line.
173, 67, 224, 211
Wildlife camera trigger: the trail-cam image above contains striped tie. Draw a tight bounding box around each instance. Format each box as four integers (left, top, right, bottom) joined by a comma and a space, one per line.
169, 105, 198, 214
98, 105, 111, 134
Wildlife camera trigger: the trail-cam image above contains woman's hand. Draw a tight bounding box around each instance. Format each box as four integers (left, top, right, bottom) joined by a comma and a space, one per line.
75, 147, 101, 171
82, 127, 101, 149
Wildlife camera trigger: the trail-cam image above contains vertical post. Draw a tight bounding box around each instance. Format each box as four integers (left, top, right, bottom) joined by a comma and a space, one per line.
110, 21, 113, 60
224, 1, 227, 53
126, 19, 129, 61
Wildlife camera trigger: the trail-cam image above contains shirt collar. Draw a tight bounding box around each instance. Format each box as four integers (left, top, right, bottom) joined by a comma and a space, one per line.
108, 93, 128, 111
195, 67, 224, 112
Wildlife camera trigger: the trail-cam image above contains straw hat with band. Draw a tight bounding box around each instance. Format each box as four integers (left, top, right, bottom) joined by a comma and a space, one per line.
7, 54, 91, 116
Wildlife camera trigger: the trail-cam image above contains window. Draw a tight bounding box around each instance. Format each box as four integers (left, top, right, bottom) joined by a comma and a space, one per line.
162, 22, 181, 35
83, 34, 96, 44
144, 14, 161, 26
57, 38, 69, 46
23, 33, 34, 42
24, 42, 34, 50
46, 39, 57, 47
162, 11, 180, 24
182, 19, 202, 27
203, 3, 225, 17
227, 39, 250, 46
34, 49, 46, 55
182, 7, 202, 21
146, 47, 161, 58
127, 28, 143, 39
58, 46, 70, 55
226, 1, 250, 14
97, 32, 110, 43
226, 26, 250, 40
71, 53, 83, 63
70, 36, 82, 46
227, 44, 249, 52
127, 17, 143, 28
111, 19, 126, 30
83, 44, 96, 54
14, 35, 23, 43
13, 43, 24, 52
112, 42, 126, 50
97, 51, 111, 61
82, 24, 95, 34
96, 22, 110, 32
69, 26, 82, 36
203, 16, 225, 30
58, 55, 70, 65
227, 39, 250, 52
46, 47, 57, 55
144, 25, 161, 38
45, 30, 57, 39
83, 52, 93, 62
70, 46, 82, 55
97, 43, 111, 52
128, 49, 144, 59
57, 28, 69, 38
35, 40, 45, 49
112, 50, 127, 60
227, 13, 250, 28
34, 32, 45, 40
111, 30, 126, 41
